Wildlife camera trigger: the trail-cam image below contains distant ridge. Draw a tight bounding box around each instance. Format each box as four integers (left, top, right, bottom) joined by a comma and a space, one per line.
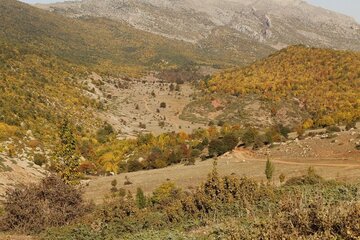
38, 0, 360, 53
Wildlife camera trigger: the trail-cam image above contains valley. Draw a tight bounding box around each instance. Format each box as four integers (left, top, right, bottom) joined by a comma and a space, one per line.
0, 0, 359, 239
86, 73, 207, 138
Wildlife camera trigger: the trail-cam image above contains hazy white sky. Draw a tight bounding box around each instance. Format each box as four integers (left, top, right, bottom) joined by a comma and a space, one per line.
19, 0, 360, 23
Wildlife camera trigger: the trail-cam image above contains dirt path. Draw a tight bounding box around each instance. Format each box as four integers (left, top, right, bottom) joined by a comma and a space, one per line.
233, 149, 360, 168
252, 158, 360, 168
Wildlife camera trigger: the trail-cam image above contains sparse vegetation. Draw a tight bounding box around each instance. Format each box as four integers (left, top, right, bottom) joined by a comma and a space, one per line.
12, 165, 357, 240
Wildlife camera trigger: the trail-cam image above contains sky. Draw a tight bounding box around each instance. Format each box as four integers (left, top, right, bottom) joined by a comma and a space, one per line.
307, 0, 360, 22
19, 0, 360, 23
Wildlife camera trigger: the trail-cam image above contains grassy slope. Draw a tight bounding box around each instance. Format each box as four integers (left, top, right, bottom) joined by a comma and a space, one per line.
208, 45, 360, 126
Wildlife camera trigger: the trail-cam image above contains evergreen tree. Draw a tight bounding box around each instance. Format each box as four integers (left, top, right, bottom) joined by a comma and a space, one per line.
265, 157, 275, 182
136, 187, 147, 209
57, 119, 81, 185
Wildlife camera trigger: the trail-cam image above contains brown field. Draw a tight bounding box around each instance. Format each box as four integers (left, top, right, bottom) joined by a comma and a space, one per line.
84, 129, 360, 204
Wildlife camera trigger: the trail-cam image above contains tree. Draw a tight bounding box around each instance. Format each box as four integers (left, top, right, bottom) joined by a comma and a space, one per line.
136, 187, 147, 209
56, 119, 81, 185
265, 157, 275, 182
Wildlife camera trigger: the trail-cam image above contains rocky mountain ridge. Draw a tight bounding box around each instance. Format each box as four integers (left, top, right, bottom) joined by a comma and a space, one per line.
38, 0, 360, 51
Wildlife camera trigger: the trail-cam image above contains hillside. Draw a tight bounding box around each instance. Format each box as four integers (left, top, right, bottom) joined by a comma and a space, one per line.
0, 0, 230, 146
207, 46, 360, 127
0, 41, 99, 143
0, 0, 236, 77
39, 0, 360, 57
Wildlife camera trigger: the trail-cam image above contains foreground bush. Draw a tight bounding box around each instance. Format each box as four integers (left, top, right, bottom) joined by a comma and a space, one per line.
5, 165, 359, 239
0, 175, 87, 233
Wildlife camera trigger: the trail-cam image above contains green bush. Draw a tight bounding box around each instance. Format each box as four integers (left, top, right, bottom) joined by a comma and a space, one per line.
127, 159, 144, 172
33, 153, 47, 166
96, 122, 115, 143
241, 128, 260, 147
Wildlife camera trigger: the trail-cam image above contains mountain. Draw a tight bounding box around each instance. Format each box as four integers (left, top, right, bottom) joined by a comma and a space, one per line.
39, 0, 360, 55
1, 0, 243, 78
205, 45, 360, 127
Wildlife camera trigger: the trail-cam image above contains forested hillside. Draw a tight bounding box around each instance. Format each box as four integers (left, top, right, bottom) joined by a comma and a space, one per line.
0, 0, 241, 76
208, 45, 360, 127
0, 41, 99, 143
0, 0, 230, 144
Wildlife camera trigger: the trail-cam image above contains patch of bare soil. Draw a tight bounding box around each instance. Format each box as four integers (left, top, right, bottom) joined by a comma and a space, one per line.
83, 73, 206, 138
0, 154, 47, 201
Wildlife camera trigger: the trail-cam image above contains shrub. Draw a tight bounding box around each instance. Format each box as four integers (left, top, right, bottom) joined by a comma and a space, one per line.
111, 179, 118, 193
101, 191, 137, 223
33, 153, 47, 166
241, 128, 259, 147
326, 125, 341, 133
96, 122, 115, 143
160, 102, 166, 108
279, 173, 286, 183
175, 84, 181, 92
139, 122, 147, 129
278, 124, 291, 138
127, 159, 144, 172
208, 120, 215, 126
151, 182, 181, 206
217, 120, 225, 127
222, 133, 238, 151
158, 121, 165, 128
167, 151, 183, 165
208, 139, 226, 157
1, 175, 86, 233
345, 121, 356, 130
285, 167, 324, 186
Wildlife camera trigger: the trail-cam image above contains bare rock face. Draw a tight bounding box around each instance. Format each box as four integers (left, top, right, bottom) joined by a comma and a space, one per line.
38, 0, 360, 51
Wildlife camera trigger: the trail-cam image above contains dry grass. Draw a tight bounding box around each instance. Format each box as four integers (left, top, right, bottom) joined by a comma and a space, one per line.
84, 129, 360, 204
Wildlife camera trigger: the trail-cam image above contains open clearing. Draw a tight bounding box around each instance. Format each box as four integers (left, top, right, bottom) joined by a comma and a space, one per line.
84, 129, 360, 204
86, 74, 206, 139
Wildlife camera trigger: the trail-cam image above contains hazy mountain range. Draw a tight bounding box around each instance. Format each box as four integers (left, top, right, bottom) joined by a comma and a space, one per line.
38, 0, 360, 52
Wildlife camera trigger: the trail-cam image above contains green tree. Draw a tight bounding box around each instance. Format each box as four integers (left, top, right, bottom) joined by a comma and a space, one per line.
136, 187, 147, 209
265, 157, 275, 182
56, 119, 81, 185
